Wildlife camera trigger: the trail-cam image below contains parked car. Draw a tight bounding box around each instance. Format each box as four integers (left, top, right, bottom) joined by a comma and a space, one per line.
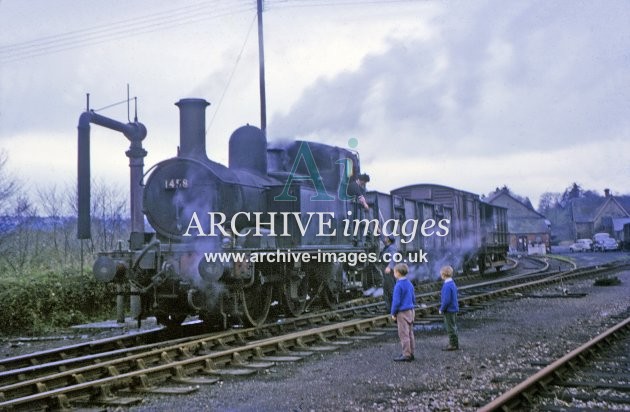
593, 237, 619, 252
593, 232, 611, 243
569, 238, 593, 252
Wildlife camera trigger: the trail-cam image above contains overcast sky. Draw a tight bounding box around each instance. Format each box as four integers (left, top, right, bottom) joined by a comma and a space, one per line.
1, 0, 629, 213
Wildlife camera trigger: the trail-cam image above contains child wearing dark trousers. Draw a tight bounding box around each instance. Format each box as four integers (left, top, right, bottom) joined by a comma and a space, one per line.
390, 263, 416, 362
439, 265, 459, 351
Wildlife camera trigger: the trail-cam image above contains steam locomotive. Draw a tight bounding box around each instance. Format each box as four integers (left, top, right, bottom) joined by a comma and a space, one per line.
86, 98, 508, 329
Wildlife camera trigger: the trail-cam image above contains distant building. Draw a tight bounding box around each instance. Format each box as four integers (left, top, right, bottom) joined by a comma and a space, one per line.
486, 189, 550, 253
569, 189, 630, 240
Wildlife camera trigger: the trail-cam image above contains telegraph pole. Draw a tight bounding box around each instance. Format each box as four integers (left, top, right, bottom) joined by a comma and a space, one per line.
257, 0, 267, 136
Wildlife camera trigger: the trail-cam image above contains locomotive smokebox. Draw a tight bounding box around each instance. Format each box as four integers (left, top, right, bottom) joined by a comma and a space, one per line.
229, 124, 267, 175
175, 98, 210, 159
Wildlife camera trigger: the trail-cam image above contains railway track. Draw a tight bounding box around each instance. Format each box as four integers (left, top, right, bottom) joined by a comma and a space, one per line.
0, 259, 524, 375
0, 258, 618, 410
480, 308, 630, 411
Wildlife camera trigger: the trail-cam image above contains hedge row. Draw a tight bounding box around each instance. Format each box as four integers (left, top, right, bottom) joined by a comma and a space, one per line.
0, 272, 117, 334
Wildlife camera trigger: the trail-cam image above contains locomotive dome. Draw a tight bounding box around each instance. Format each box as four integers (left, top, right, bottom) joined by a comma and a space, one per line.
229, 124, 267, 174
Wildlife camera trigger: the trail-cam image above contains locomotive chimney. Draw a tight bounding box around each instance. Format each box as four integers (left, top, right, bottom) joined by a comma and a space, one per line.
175, 98, 210, 159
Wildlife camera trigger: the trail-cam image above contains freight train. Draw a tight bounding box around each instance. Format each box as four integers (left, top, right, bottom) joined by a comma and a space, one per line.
82, 98, 508, 329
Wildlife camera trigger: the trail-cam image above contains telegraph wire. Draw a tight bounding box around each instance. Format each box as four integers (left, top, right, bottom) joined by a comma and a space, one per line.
0, 1, 238, 52
265, 0, 426, 10
1, 0, 428, 124
1, 4, 253, 62
0, 0, 426, 63
0, 1, 254, 63
206, 11, 258, 134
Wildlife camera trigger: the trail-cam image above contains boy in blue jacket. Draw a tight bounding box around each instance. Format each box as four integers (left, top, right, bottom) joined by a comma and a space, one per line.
438, 265, 459, 351
390, 263, 416, 362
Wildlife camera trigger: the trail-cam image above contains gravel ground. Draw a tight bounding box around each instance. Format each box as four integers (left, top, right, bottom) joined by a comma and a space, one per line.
2, 254, 628, 411
132, 266, 630, 412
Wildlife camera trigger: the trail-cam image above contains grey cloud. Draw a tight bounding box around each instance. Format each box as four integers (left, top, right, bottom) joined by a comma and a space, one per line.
269, 1, 630, 158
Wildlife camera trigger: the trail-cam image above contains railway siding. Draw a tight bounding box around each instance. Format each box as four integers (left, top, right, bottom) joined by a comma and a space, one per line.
0, 258, 627, 410
480, 312, 630, 411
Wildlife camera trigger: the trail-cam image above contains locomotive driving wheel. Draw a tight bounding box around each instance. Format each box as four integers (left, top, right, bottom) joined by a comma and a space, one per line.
282, 274, 309, 317
240, 272, 273, 327
320, 263, 344, 309
322, 285, 340, 309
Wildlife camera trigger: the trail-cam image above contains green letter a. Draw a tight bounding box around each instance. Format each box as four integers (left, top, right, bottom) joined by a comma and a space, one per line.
274, 141, 334, 201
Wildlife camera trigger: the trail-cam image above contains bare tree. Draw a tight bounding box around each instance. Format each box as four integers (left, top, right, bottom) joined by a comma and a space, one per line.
0, 151, 19, 271
1, 196, 38, 273
60, 179, 129, 268
37, 185, 67, 264
537, 192, 561, 214
562, 182, 583, 203
89, 179, 129, 253
0, 150, 16, 213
